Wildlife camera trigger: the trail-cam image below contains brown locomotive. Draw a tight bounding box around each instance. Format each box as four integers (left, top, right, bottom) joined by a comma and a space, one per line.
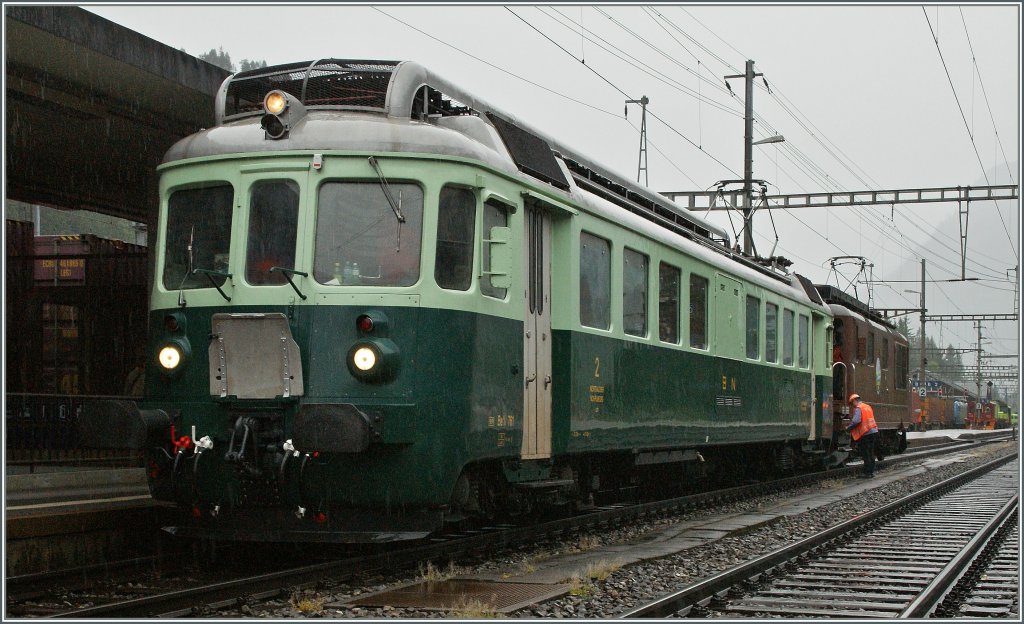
816, 285, 909, 458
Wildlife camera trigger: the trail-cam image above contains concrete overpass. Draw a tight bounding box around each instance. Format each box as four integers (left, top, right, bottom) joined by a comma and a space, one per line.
5, 5, 230, 224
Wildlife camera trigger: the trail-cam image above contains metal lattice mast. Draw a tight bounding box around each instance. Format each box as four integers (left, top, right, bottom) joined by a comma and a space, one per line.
976, 320, 984, 402
919, 259, 927, 397
625, 96, 649, 186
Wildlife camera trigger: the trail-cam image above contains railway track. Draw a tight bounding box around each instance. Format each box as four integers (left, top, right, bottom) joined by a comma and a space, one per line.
934, 512, 1019, 618
10, 433, 1011, 618
619, 453, 1019, 619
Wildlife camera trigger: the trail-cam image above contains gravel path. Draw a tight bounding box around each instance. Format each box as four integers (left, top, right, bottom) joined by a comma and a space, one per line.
218, 442, 1016, 618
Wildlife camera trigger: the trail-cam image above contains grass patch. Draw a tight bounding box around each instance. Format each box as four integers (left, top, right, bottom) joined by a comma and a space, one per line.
561, 560, 620, 597
500, 556, 538, 578
584, 560, 621, 581
418, 560, 464, 583
566, 575, 594, 597
450, 598, 500, 618
290, 591, 324, 615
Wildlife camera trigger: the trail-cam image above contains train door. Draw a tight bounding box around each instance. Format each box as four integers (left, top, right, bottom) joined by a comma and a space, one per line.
522, 204, 552, 460
714, 274, 744, 359
809, 313, 824, 440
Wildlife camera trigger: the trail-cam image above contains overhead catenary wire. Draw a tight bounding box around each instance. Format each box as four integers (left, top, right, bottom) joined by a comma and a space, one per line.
960, 8, 1017, 186
372, 7, 621, 120
605, 7, 1010, 290
645, 7, 1000, 283
651, 8, 934, 262
754, 32, 1016, 277
704, 23, 1007, 276
516, 6, 848, 267
624, 117, 702, 188
507, 6, 739, 177
506, 7, 628, 99
922, 7, 1018, 264
664, 8, 995, 274
564, 0, 914, 260
381, 6, 1015, 350
552, 5, 1007, 280
539, 6, 743, 118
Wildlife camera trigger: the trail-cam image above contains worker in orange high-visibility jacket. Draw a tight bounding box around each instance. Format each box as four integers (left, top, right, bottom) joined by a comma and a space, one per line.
847, 393, 879, 478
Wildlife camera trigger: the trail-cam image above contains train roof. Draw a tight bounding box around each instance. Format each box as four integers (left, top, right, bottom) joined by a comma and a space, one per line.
166, 59, 729, 242
814, 284, 898, 330
161, 59, 832, 296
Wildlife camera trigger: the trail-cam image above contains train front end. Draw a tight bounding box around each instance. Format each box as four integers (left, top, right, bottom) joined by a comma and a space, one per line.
77, 60, 523, 542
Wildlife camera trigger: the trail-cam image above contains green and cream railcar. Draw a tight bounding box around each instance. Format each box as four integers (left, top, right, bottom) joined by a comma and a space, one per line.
81, 60, 836, 542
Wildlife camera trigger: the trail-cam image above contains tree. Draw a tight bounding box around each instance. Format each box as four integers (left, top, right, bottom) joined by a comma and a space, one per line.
943, 344, 965, 380
239, 59, 268, 72
196, 48, 267, 73
199, 46, 233, 71
894, 317, 912, 340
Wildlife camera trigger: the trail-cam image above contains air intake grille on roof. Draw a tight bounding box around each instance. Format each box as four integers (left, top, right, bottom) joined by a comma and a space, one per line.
795, 274, 824, 306
486, 112, 569, 190
223, 59, 399, 117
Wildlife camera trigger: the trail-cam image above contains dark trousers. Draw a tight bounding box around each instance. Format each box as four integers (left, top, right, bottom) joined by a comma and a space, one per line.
857, 432, 877, 476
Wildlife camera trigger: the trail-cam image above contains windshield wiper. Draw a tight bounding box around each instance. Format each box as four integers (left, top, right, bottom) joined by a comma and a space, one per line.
177, 225, 196, 308
192, 268, 233, 302
269, 266, 307, 300
368, 156, 406, 223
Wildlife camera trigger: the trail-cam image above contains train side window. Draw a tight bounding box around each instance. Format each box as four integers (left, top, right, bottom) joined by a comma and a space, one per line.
623, 248, 648, 337
435, 186, 476, 291
895, 344, 909, 389
826, 327, 834, 365
689, 274, 708, 349
745, 295, 760, 359
833, 318, 844, 363
314, 181, 424, 286
783, 309, 794, 366
580, 232, 611, 329
163, 184, 234, 291
867, 331, 875, 363
481, 198, 509, 299
659, 262, 680, 344
798, 314, 809, 368
882, 338, 889, 368
245, 180, 299, 286
765, 303, 778, 363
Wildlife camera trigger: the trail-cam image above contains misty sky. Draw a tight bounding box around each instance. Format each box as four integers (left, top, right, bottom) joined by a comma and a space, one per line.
85, 3, 1020, 390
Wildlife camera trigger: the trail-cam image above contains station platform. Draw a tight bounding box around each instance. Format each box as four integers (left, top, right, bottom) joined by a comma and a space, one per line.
5, 465, 172, 575
905, 428, 1012, 445
5, 466, 152, 518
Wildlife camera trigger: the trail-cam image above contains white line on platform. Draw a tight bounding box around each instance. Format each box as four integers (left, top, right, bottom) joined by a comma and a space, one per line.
6, 494, 153, 511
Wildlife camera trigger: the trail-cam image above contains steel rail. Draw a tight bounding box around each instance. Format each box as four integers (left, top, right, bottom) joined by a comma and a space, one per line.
5, 554, 177, 603
45, 434, 1012, 618
898, 495, 1019, 618
617, 451, 1018, 618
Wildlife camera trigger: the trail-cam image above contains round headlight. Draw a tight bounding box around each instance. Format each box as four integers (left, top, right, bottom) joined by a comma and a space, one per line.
352, 346, 377, 371
158, 345, 182, 370
264, 90, 287, 115
261, 113, 287, 139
